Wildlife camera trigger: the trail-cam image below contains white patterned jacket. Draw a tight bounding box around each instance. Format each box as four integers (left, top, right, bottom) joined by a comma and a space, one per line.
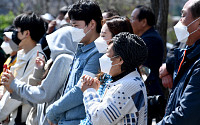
83, 70, 148, 125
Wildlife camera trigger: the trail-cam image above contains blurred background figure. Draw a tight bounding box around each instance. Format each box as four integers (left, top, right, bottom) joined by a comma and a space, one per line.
130, 5, 165, 124
0, 12, 46, 125
102, 8, 120, 19
0, 26, 18, 100
55, 6, 69, 29
41, 13, 55, 24
39, 5, 70, 60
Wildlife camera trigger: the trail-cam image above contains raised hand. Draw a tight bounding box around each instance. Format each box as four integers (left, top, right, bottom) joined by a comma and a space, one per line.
35, 50, 45, 70
1, 69, 14, 93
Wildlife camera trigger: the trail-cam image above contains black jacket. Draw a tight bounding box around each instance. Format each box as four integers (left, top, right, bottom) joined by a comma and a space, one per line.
141, 27, 164, 96
158, 40, 200, 125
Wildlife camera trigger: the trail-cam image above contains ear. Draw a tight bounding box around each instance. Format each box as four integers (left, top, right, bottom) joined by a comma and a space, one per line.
118, 56, 124, 65
89, 19, 97, 30
23, 30, 30, 38
198, 21, 200, 31
141, 18, 147, 27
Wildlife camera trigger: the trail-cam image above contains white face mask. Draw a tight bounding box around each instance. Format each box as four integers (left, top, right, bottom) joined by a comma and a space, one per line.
56, 19, 62, 29
60, 19, 68, 26
70, 26, 91, 43
99, 54, 119, 74
94, 37, 109, 53
174, 17, 200, 43
1, 41, 13, 54
69, 27, 86, 43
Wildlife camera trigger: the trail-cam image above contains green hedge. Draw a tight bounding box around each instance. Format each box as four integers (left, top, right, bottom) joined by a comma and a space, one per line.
0, 11, 15, 38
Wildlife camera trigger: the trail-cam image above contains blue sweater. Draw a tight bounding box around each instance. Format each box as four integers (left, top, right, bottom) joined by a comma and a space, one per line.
46, 42, 103, 125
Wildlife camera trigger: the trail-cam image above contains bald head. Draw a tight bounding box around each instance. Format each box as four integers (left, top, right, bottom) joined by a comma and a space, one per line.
185, 0, 200, 19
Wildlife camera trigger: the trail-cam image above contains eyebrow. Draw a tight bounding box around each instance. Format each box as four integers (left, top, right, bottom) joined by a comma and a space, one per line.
101, 31, 106, 34
71, 22, 77, 24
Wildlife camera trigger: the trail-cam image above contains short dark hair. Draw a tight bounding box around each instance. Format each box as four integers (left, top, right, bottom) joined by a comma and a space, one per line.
136, 5, 156, 26
14, 12, 46, 42
59, 6, 69, 16
106, 16, 133, 37
4, 25, 15, 32
112, 32, 148, 71
190, 1, 200, 19
103, 8, 120, 18
68, 0, 102, 33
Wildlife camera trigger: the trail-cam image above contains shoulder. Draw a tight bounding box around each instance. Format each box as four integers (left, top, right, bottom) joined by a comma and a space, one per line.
115, 71, 146, 94
142, 28, 163, 43
52, 54, 74, 67
54, 54, 73, 62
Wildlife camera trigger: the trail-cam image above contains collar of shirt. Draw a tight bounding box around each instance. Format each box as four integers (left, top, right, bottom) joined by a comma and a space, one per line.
141, 27, 155, 37
17, 44, 42, 61
78, 42, 96, 53
111, 69, 135, 82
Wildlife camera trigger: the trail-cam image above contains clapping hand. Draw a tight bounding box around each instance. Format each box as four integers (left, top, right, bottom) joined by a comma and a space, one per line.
81, 75, 100, 92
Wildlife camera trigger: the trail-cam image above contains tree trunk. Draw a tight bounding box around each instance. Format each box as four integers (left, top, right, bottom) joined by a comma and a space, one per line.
150, 0, 159, 22
151, 0, 169, 62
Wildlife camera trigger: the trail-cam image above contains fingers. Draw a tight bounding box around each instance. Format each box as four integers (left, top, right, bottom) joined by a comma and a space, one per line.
35, 56, 45, 69
82, 75, 99, 86
159, 63, 169, 78
84, 75, 93, 86
3, 64, 8, 73
3, 67, 6, 72
82, 75, 92, 85
1, 76, 8, 84
37, 50, 39, 57
162, 74, 173, 89
42, 55, 45, 60
94, 77, 100, 85
93, 77, 100, 90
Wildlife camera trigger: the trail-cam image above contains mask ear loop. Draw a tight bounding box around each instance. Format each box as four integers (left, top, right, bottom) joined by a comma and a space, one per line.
187, 17, 200, 35
83, 25, 92, 35
187, 17, 200, 27
190, 27, 199, 35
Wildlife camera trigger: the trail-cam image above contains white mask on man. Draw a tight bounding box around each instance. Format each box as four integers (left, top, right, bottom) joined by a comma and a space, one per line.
56, 19, 62, 29
94, 37, 109, 53
174, 17, 200, 43
69, 26, 91, 43
1, 41, 16, 54
99, 54, 119, 74
68, 27, 86, 43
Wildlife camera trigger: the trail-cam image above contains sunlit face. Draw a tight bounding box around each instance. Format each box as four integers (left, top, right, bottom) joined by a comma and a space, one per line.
100, 24, 112, 45
180, 1, 200, 45
106, 42, 123, 76
3, 36, 10, 42
16, 28, 28, 48
130, 8, 143, 36
180, 1, 199, 31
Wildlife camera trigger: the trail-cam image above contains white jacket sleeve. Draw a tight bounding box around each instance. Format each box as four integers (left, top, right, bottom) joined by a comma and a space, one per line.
83, 83, 138, 125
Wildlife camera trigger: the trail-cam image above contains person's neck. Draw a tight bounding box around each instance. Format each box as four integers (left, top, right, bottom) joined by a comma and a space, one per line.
187, 35, 200, 46
83, 32, 100, 45
10, 51, 17, 57
23, 41, 37, 54
138, 26, 152, 37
